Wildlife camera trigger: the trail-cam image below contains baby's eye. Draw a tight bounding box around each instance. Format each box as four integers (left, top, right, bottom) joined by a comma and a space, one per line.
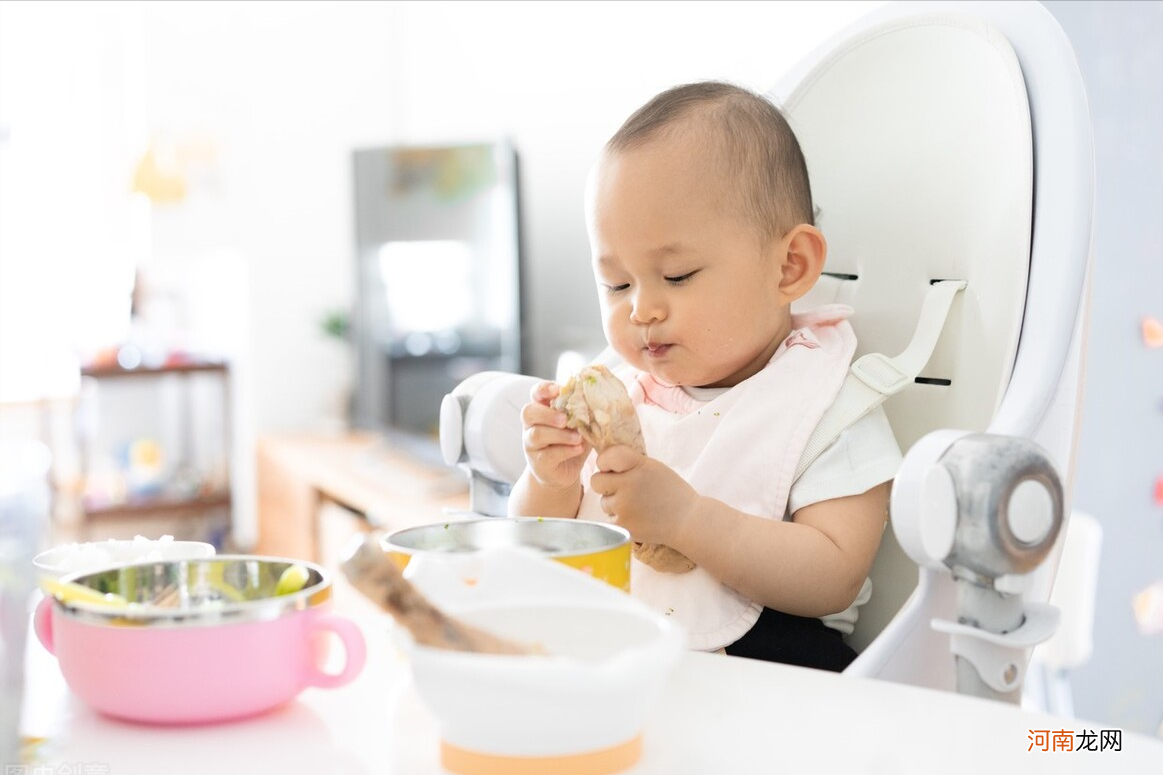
602, 282, 630, 294
665, 271, 698, 286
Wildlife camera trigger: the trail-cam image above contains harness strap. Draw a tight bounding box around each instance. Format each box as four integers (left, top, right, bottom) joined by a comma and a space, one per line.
795, 279, 968, 481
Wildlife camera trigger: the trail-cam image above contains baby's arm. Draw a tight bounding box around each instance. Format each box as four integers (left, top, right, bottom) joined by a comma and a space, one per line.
507, 381, 590, 519
592, 447, 889, 616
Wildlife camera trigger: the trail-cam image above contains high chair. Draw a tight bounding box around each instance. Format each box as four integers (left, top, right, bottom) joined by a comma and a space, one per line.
437, 0, 1094, 702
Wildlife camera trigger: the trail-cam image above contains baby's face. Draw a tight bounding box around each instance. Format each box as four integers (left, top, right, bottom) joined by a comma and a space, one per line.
585, 135, 793, 388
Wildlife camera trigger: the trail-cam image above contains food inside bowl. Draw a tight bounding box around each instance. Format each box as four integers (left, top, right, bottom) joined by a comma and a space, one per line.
51, 557, 327, 620
342, 531, 544, 655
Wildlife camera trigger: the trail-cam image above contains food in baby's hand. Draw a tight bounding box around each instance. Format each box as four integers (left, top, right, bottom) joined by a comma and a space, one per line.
554, 365, 696, 574
341, 533, 543, 655
554, 364, 648, 454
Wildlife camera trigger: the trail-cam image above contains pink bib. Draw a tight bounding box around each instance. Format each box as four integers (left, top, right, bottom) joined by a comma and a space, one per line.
578, 305, 858, 650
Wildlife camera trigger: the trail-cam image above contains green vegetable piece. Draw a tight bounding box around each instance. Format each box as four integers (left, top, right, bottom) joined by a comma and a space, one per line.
275, 564, 311, 596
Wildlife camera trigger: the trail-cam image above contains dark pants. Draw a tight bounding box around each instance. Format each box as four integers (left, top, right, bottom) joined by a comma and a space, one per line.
725, 606, 857, 672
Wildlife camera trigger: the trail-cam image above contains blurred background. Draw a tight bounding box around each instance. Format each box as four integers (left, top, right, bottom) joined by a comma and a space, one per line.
0, 0, 1158, 737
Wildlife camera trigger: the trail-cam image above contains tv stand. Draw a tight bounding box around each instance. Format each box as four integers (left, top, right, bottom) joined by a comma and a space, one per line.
255, 431, 469, 563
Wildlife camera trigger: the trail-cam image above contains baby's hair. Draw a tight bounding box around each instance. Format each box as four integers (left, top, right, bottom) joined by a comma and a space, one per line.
604, 80, 814, 242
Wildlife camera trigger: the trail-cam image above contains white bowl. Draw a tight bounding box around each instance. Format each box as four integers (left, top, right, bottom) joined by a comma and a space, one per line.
406, 599, 684, 773
33, 537, 216, 578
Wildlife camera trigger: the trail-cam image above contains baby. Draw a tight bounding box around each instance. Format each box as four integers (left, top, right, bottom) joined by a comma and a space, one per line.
510, 81, 902, 671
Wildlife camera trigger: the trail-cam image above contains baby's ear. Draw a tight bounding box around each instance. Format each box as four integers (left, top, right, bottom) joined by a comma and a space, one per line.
776, 224, 827, 304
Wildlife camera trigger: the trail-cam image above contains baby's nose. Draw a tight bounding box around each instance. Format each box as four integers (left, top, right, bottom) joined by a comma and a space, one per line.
629, 289, 666, 324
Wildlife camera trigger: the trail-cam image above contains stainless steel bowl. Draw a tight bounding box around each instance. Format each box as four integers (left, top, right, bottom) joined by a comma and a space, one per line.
58, 555, 332, 627
35, 554, 364, 724
383, 517, 633, 591
385, 517, 629, 556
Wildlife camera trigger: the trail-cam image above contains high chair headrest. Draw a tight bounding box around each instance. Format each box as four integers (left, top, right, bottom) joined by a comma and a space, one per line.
777, 12, 1033, 455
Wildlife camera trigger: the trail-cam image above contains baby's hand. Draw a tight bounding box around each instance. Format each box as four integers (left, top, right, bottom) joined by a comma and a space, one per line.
589, 446, 698, 546
520, 381, 592, 491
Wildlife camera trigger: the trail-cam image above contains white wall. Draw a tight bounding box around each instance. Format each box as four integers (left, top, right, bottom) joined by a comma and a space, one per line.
1042, 0, 1163, 738
0, 0, 884, 432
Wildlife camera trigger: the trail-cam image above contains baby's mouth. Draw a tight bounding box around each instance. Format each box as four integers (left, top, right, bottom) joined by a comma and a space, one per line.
644, 342, 672, 357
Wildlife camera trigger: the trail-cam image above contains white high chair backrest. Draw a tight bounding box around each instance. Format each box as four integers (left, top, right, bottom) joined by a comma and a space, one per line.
773, 0, 1093, 665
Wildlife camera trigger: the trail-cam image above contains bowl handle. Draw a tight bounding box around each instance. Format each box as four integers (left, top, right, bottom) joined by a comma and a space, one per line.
304, 613, 367, 689
33, 595, 56, 655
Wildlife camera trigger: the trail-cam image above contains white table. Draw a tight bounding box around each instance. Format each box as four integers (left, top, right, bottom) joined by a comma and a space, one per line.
18, 615, 1163, 775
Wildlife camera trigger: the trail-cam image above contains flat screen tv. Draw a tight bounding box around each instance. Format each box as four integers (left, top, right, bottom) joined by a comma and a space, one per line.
350, 140, 525, 466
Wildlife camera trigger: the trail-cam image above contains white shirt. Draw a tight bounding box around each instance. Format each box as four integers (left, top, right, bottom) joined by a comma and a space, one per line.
683, 384, 902, 635
682, 383, 900, 512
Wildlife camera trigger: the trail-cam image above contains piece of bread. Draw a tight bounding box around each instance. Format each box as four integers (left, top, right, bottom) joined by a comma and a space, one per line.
554, 365, 696, 573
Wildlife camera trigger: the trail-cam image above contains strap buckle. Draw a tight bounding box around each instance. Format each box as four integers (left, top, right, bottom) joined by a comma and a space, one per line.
850, 352, 912, 395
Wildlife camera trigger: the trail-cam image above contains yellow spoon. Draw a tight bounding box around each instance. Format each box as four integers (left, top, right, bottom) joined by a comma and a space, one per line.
41, 577, 129, 608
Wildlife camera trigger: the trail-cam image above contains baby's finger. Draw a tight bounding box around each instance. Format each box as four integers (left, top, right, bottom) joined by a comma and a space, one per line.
535, 442, 586, 468
521, 400, 568, 430
530, 380, 561, 405
524, 424, 583, 452
589, 470, 611, 498
595, 445, 644, 474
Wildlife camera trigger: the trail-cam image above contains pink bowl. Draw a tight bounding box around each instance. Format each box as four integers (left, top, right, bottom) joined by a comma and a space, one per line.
34, 556, 366, 725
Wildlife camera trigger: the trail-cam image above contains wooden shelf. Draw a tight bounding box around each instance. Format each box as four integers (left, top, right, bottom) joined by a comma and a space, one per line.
82, 491, 232, 520
81, 360, 229, 379
73, 358, 234, 538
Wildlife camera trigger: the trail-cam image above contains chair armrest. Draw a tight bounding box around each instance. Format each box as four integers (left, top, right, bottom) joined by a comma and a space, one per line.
440, 372, 541, 487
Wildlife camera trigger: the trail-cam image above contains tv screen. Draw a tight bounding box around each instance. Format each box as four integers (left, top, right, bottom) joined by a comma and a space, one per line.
350, 140, 524, 465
